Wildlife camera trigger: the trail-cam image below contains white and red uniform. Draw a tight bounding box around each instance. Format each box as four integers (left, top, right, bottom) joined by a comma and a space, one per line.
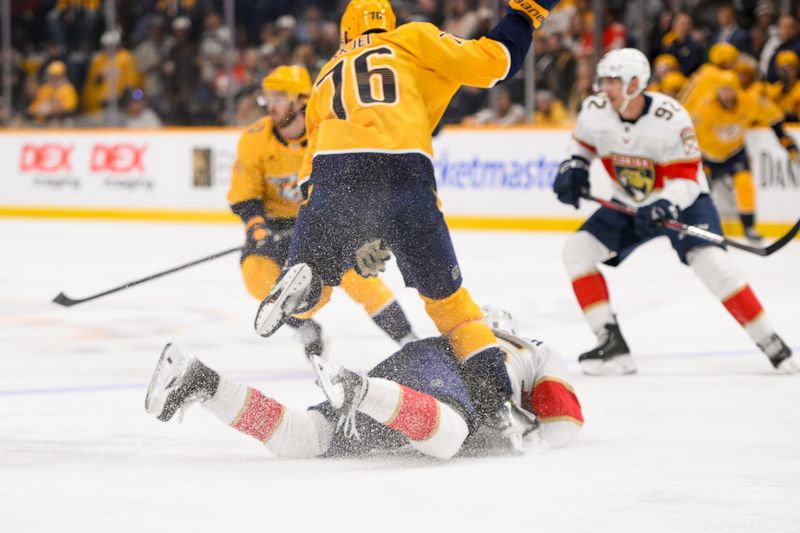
569, 91, 708, 210
199, 333, 583, 460
562, 92, 782, 362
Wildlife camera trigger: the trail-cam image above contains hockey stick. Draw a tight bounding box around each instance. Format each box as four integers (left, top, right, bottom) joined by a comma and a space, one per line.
584, 195, 800, 257
53, 229, 294, 307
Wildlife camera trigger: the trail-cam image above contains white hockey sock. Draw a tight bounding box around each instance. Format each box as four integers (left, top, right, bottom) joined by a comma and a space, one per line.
203, 376, 332, 458
688, 246, 774, 344
562, 231, 616, 335
358, 378, 468, 460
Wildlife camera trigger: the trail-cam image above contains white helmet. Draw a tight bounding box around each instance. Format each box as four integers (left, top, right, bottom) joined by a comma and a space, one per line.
594, 48, 651, 113
481, 304, 518, 335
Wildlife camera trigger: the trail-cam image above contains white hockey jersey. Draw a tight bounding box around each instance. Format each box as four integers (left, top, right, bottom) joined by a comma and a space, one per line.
568, 91, 709, 210
495, 331, 584, 448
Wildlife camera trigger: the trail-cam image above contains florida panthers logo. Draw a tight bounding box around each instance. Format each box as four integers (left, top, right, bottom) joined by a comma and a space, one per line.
610, 154, 656, 202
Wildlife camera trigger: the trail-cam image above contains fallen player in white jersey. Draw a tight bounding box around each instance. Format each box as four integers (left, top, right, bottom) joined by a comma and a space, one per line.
553, 48, 797, 376
144, 307, 583, 459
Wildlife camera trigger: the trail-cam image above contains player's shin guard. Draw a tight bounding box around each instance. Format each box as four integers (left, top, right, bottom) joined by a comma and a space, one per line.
340, 269, 416, 344
361, 379, 468, 460
421, 288, 512, 416
563, 231, 616, 335
240, 255, 282, 300
203, 375, 332, 457
688, 246, 795, 372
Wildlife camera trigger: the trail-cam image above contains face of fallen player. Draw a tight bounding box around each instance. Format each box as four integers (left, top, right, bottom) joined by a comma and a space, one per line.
599, 76, 640, 112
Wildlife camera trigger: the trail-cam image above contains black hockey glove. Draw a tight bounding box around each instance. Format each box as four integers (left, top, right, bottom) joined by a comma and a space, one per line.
354, 239, 391, 278
553, 157, 590, 208
634, 199, 679, 239
245, 216, 271, 247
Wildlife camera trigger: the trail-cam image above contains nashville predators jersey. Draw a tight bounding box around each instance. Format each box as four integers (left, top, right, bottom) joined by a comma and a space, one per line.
679, 63, 724, 114
227, 117, 306, 221
771, 80, 800, 121
568, 92, 708, 209
299, 22, 511, 183
692, 91, 783, 162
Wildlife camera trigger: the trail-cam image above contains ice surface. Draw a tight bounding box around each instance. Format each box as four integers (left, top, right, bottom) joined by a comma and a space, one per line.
1, 219, 798, 532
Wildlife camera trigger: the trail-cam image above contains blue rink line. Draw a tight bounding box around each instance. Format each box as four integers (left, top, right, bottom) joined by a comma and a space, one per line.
1, 345, 798, 398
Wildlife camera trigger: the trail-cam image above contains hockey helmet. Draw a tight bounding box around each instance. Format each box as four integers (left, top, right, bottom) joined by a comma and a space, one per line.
735, 56, 757, 76
709, 42, 739, 68
594, 48, 651, 112
654, 54, 679, 73
776, 50, 800, 69
340, 0, 396, 45
661, 71, 687, 96
716, 69, 741, 90
481, 304, 518, 335
259, 65, 312, 109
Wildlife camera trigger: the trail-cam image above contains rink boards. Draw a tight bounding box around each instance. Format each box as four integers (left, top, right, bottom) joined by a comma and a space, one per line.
1, 127, 799, 235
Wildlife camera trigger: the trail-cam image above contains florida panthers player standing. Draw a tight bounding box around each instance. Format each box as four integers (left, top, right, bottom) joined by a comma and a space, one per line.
553, 48, 797, 376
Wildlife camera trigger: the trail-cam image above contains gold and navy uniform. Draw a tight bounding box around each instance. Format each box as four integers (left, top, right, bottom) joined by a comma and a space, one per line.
228, 116, 305, 223
771, 80, 800, 121
299, 22, 514, 184
679, 63, 725, 115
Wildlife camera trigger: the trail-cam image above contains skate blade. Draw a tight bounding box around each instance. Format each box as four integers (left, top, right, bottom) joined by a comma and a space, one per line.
776, 356, 800, 375
308, 355, 345, 409
144, 343, 187, 421
254, 264, 312, 338
580, 355, 637, 376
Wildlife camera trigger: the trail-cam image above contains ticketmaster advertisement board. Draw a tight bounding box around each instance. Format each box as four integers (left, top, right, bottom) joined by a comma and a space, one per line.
1, 128, 798, 226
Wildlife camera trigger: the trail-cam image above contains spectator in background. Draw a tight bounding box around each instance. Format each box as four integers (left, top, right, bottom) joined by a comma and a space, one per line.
47, 0, 102, 54
163, 16, 200, 124
121, 88, 162, 128
537, 32, 577, 104
134, 18, 174, 116
534, 90, 569, 126
765, 14, 800, 82
36, 41, 69, 84
28, 61, 78, 126
711, 4, 750, 54
442, 0, 479, 39
81, 31, 142, 116
567, 58, 595, 113
233, 92, 262, 126
463, 87, 526, 127
757, 2, 780, 75
664, 12, 705, 75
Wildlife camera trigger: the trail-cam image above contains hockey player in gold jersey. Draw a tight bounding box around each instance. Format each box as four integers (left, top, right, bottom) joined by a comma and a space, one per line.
255, 0, 560, 430
228, 65, 417, 356
771, 50, 800, 121
680, 42, 739, 114
692, 69, 799, 241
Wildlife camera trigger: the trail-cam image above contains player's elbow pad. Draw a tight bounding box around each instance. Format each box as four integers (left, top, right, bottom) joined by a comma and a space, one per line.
487, 12, 533, 83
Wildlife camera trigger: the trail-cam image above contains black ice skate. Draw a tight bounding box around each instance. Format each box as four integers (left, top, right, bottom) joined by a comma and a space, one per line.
486, 401, 541, 452
578, 323, 637, 376
308, 355, 367, 439
757, 334, 799, 374
254, 263, 315, 338
144, 343, 220, 422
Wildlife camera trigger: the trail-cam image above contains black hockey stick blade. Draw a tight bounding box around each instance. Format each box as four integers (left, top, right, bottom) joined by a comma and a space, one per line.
723, 218, 800, 257
52, 245, 244, 307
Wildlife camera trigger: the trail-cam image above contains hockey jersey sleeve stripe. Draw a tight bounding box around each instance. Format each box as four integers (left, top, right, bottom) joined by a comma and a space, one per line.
656, 160, 699, 181
531, 378, 584, 425
722, 284, 765, 326
231, 388, 286, 443
572, 271, 610, 311
386, 385, 441, 441
573, 136, 596, 153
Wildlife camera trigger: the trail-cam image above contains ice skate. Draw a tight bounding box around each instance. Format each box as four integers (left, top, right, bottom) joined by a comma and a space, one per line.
145, 343, 220, 422
486, 400, 541, 452
744, 227, 764, 244
308, 355, 367, 438
579, 323, 637, 376
254, 263, 315, 338
757, 334, 798, 374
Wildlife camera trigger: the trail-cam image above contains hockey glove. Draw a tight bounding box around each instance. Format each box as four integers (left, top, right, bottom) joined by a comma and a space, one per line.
354, 239, 391, 278
245, 215, 271, 247
553, 157, 590, 209
634, 199, 679, 239
508, 0, 558, 28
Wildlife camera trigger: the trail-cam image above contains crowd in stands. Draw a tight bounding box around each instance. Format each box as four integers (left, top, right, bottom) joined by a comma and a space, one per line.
4, 0, 800, 128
